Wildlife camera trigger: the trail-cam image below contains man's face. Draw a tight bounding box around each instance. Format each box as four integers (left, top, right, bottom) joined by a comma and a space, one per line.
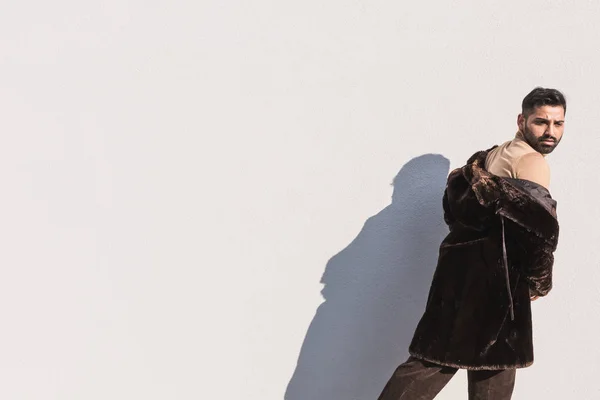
518, 105, 565, 154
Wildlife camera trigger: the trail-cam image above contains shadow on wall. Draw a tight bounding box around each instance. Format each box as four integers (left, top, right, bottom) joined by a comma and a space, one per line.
285, 154, 451, 400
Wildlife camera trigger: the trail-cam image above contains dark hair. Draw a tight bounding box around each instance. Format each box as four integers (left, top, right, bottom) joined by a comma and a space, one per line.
521, 87, 566, 117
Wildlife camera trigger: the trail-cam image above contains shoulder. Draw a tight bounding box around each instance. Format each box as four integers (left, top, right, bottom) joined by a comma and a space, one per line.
516, 152, 549, 170
514, 152, 550, 189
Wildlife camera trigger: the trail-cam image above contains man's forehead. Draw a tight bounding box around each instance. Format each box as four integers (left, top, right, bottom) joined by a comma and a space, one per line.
530, 105, 565, 120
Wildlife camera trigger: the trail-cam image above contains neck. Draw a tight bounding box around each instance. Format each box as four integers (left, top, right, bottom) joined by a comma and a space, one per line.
515, 130, 547, 157
515, 130, 525, 140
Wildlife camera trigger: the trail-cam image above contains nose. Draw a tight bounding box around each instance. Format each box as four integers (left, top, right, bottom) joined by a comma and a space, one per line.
546, 124, 556, 138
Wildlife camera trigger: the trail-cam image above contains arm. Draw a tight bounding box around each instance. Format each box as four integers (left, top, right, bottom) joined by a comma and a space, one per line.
514, 154, 556, 297
505, 217, 556, 299
523, 236, 554, 298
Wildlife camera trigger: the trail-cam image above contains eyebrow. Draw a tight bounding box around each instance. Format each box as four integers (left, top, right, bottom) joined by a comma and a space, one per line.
533, 117, 565, 123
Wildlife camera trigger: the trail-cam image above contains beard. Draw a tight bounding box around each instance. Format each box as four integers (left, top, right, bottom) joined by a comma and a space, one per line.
522, 125, 561, 154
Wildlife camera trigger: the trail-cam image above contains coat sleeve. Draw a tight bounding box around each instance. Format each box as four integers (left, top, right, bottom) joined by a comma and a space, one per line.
504, 218, 556, 297
495, 181, 559, 298
521, 234, 554, 297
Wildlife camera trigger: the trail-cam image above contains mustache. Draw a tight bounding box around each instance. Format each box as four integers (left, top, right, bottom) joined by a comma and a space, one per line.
539, 136, 556, 143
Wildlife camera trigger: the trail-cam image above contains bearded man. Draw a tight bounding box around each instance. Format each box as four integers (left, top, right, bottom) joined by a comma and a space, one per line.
377, 87, 565, 400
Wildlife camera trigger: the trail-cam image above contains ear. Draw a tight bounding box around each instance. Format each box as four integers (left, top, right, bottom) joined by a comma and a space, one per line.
517, 113, 525, 132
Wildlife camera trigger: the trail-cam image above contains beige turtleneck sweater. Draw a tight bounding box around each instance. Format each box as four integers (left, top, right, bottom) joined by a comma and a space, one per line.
485, 132, 551, 189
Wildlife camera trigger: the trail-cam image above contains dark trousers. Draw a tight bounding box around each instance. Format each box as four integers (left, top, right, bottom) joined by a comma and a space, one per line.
377, 357, 516, 400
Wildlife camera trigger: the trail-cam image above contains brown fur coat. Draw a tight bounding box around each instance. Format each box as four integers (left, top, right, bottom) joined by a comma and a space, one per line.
408, 147, 559, 370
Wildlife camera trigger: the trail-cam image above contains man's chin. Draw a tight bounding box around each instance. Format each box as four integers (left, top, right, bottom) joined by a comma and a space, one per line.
538, 144, 557, 154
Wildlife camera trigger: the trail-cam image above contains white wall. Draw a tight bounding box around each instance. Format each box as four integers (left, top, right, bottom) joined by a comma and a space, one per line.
1, 1, 597, 399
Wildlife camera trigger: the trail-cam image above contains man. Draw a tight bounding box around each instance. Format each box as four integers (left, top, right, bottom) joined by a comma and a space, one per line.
377, 87, 564, 400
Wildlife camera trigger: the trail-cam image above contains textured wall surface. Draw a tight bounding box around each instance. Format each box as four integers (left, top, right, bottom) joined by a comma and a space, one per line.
1, 1, 597, 399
